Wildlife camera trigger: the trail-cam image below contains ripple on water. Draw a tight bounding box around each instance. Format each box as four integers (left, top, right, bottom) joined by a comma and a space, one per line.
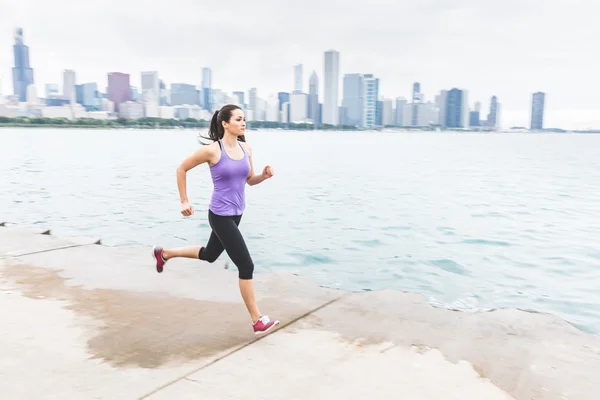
289, 253, 335, 265
471, 212, 510, 219
352, 239, 383, 247
381, 225, 412, 231
437, 226, 456, 236
543, 256, 575, 266
462, 238, 512, 247
428, 259, 470, 276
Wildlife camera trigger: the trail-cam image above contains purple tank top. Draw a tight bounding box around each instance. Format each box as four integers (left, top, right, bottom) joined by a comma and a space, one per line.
208, 140, 251, 216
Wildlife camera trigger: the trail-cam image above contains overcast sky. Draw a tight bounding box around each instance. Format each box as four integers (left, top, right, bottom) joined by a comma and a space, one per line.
0, 0, 598, 129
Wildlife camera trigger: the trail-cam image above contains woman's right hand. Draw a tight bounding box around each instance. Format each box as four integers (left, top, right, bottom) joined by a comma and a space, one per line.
181, 201, 194, 216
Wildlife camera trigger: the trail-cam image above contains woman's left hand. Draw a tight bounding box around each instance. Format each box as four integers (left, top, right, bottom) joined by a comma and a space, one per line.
262, 165, 274, 179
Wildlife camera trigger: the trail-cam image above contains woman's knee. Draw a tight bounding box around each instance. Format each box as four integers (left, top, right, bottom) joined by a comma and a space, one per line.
199, 247, 219, 263
238, 261, 254, 280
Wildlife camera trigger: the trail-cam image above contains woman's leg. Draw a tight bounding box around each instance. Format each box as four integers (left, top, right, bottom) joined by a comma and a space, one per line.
161, 245, 202, 260
208, 211, 278, 332
152, 217, 226, 273
162, 230, 224, 262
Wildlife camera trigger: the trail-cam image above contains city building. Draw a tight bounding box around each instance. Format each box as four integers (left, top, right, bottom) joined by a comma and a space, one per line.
170, 83, 197, 106
442, 88, 469, 128
202, 68, 212, 111
63, 69, 76, 104
12, 28, 34, 102
341, 73, 364, 127
141, 71, 160, 102
363, 74, 379, 128
107, 72, 131, 112
323, 50, 340, 125
531, 92, 545, 130
308, 71, 319, 124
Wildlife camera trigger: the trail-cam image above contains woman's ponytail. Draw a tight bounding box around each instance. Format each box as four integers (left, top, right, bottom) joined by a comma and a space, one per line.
199, 109, 223, 144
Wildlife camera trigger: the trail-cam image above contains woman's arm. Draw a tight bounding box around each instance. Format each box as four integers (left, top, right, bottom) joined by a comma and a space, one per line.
176, 144, 216, 214
243, 142, 273, 186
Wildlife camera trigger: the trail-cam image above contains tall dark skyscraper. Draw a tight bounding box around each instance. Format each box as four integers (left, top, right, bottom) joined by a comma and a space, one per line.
530, 92, 545, 130
412, 82, 421, 102
487, 96, 499, 128
12, 28, 34, 102
445, 88, 468, 128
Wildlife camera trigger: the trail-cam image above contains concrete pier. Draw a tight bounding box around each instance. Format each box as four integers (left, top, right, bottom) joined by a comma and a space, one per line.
1, 223, 598, 399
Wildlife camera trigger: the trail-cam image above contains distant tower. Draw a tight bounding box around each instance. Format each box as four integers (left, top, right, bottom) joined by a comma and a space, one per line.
487, 96, 499, 128
323, 50, 340, 125
530, 92, 545, 130
363, 74, 379, 128
202, 68, 212, 111
412, 82, 422, 126
12, 28, 34, 102
444, 88, 469, 128
412, 82, 422, 102
308, 71, 319, 123
63, 69, 76, 104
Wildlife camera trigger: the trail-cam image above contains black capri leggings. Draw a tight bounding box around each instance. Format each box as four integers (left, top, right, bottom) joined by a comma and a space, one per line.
198, 209, 254, 280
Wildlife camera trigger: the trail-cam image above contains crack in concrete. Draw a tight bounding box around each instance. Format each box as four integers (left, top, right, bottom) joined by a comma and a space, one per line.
138, 294, 347, 399
4, 243, 101, 258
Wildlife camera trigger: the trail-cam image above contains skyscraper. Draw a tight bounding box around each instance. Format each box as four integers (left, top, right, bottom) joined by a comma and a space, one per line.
249, 88, 258, 113
530, 92, 545, 130
487, 96, 500, 128
341, 73, 364, 127
323, 50, 340, 126
141, 71, 160, 100
308, 71, 319, 124
77, 82, 99, 110
395, 97, 407, 126
363, 74, 379, 128
202, 68, 212, 111
444, 88, 469, 128
107, 72, 131, 112
277, 92, 290, 122
412, 82, 422, 102
63, 69, 76, 104
233, 91, 245, 107
12, 28, 34, 102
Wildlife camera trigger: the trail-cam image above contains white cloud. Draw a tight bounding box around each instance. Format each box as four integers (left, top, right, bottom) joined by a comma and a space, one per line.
0, 0, 598, 129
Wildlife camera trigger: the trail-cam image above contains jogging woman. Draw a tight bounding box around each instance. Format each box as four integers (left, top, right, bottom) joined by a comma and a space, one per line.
152, 104, 279, 335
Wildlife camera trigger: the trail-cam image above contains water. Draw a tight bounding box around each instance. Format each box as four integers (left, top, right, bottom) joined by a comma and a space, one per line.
2, 128, 600, 334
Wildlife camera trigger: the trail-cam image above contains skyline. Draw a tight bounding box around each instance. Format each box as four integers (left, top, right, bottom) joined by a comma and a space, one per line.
1, 0, 598, 130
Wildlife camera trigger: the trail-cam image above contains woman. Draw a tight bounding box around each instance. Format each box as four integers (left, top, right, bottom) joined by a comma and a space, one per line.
152, 104, 279, 335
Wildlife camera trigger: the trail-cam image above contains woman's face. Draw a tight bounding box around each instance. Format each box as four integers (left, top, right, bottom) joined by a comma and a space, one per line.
224, 109, 246, 136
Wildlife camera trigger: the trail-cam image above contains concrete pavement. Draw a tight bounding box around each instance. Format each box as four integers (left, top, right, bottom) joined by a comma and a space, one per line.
1, 223, 598, 399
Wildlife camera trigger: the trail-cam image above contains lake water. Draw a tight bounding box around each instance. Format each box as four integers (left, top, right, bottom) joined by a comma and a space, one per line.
1, 128, 599, 334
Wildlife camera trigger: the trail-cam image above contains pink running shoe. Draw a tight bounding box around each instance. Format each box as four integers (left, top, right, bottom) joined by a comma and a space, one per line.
253, 315, 279, 335
152, 245, 166, 273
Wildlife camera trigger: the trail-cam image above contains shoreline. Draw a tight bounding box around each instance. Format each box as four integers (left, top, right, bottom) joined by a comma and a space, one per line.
2, 124, 598, 133
1, 222, 599, 399
0, 124, 600, 135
